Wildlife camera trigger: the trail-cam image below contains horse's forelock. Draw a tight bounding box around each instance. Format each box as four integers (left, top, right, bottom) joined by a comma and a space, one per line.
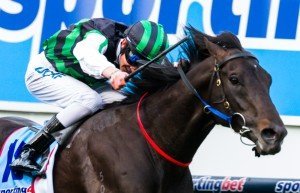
215, 32, 243, 50
183, 26, 244, 64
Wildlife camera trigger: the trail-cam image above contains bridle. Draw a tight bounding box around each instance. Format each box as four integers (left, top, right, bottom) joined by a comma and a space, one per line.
135, 52, 261, 168
177, 52, 259, 146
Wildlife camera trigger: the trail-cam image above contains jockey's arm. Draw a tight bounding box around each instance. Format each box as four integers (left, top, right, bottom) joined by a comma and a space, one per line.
73, 31, 119, 79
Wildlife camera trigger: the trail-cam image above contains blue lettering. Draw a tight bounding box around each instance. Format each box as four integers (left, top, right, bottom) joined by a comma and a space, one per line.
275, 181, 300, 193
35, 67, 65, 79
2, 140, 17, 182
214, 180, 222, 191
0, 0, 39, 30
275, 181, 284, 192
205, 180, 214, 190
2, 140, 25, 182
103, 0, 182, 34
211, 0, 240, 34
41, 0, 97, 50
246, 0, 271, 38
275, 0, 300, 39
102, 0, 154, 24
193, 177, 204, 190
292, 183, 300, 192
158, 0, 181, 33
185, 2, 204, 32
283, 182, 292, 193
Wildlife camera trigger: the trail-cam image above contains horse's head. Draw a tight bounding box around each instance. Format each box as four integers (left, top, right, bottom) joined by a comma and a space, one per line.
184, 28, 287, 156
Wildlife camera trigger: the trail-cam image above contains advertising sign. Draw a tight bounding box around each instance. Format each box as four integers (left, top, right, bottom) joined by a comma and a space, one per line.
0, 0, 299, 117
193, 176, 300, 193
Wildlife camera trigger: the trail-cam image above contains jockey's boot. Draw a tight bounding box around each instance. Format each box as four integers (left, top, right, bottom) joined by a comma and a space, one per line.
10, 116, 64, 173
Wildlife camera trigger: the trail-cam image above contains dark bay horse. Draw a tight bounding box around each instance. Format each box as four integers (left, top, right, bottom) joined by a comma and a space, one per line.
0, 27, 287, 193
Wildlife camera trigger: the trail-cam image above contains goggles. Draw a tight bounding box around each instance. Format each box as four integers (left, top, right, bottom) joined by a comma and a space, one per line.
124, 47, 143, 67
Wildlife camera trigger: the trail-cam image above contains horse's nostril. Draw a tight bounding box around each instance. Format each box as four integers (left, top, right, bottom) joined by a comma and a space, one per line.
261, 128, 277, 142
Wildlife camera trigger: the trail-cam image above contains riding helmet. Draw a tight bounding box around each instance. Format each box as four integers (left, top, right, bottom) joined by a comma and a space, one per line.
124, 20, 169, 60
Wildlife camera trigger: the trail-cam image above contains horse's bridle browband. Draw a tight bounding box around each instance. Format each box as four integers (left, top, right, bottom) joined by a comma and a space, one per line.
177, 52, 259, 140
216, 52, 258, 69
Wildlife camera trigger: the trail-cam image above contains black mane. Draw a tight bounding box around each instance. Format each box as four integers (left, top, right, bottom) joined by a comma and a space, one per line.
123, 26, 243, 101
182, 26, 243, 64
124, 58, 181, 96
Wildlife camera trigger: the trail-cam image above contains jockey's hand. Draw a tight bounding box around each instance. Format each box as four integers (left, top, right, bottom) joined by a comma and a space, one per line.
109, 70, 128, 90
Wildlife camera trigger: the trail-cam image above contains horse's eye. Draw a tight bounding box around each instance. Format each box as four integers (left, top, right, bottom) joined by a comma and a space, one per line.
229, 76, 239, 85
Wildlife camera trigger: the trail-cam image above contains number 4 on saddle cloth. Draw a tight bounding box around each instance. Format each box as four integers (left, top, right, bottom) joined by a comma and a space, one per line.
0, 124, 78, 193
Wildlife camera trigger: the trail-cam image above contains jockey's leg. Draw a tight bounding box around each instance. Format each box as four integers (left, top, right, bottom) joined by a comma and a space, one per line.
10, 52, 126, 173
10, 100, 99, 173
10, 115, 64, 173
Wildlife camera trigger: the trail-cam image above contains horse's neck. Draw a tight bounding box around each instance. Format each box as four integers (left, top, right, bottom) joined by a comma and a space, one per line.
141, 58, 216, 163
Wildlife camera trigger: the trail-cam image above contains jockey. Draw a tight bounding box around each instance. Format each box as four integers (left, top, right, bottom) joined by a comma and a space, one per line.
10, 18, 169, 173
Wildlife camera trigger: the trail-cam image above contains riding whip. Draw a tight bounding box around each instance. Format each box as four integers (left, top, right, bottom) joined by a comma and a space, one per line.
125, 36, 190, 81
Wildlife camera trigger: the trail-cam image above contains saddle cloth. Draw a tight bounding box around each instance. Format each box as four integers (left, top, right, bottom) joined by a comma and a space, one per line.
0, 126, 58, 193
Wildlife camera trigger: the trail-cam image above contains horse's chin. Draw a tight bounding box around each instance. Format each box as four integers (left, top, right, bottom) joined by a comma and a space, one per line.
246, 132, 282, 156
254, 140, 282, 156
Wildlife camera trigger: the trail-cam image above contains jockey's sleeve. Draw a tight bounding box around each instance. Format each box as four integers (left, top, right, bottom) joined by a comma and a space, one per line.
73, 31, 115, 79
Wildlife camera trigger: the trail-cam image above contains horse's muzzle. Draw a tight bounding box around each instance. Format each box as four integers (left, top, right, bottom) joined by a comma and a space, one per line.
256, 125, 287, 155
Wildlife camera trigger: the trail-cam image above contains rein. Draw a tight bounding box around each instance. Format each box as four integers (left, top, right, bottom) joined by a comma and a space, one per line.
135, 52, 259, 167
177, 52, 258, 142
137, 92, 191, 167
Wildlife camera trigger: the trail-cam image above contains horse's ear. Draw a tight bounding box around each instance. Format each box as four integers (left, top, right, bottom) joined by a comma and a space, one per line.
204, 37, 227, 60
